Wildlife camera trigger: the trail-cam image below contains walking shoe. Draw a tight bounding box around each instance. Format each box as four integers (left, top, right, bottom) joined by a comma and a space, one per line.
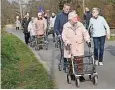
95, 60, 98, 66
45, 41, 48, 44
99, 62, 103, 66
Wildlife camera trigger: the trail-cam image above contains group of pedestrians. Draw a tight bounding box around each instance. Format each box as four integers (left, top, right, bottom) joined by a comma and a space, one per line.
54, 3, 110, 81
15, 3, 110, 82
21, 12, 56, 45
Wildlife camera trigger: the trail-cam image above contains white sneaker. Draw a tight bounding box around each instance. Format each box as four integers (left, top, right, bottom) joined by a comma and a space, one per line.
99, 62, 103, 66
95, 60, 98, 66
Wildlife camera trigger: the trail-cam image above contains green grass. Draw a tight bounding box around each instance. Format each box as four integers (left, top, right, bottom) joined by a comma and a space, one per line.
109, 36, 115, 41
1, 29, 55, 89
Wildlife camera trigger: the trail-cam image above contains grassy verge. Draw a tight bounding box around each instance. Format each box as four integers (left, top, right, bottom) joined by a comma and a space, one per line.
1, 29, 54, 89
109, 36, 115, 41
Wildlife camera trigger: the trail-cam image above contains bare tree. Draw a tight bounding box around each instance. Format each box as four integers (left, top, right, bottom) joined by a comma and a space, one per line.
1, 0, 20, 27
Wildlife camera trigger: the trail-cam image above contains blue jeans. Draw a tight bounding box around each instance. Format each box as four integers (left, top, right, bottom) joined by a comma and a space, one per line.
93, 36, 106, 62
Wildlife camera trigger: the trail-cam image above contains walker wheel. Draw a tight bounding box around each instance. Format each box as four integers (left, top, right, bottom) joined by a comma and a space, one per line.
92, 76, 98, 85
65, 66, 68, 73
67, 74, 71, 84
89, 75, 92, 80
30, 43, 32, 47
55, 43, 58, 48
75, 78, 80, 87
45, 44, 48, 50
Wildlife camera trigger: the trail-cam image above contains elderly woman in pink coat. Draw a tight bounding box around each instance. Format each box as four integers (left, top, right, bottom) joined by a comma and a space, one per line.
35, 12, 47, 37
62, 11, 91, 81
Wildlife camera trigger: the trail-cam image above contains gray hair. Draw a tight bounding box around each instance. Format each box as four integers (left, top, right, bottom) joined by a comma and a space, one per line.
92, 7, 100, 13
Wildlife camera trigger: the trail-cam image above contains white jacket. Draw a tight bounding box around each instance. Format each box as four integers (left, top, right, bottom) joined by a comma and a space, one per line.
15, 20, 21, 27
49, 16, 56, 29
28, 21, 36, 36
89, 16, 110, 37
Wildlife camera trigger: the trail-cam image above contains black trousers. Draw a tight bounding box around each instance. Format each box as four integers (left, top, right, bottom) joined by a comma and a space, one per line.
24, 32, 30, 44
16, 27, 19, 30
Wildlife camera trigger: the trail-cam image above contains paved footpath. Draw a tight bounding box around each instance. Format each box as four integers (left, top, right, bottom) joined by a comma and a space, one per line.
6, 27, 115, 89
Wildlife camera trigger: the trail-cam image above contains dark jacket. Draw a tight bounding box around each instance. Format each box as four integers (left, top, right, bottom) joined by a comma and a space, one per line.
83, 11, 92, 24
54, 11, 68, 35
22, 17, 31, 33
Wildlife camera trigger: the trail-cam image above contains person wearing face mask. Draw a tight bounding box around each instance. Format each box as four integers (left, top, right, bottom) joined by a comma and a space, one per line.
54, 3, 71, 72
28, 17, 36, 46
22, 12, 31, 45
88, 8, 110, 66
62, 11, 91, 82
49, 12, 56, 42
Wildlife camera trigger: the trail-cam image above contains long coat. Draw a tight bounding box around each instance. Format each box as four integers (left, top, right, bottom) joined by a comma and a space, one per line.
35, 18, 47, 36
28, 21, 36, 36
15, 20, 21, 27
22, 17, 31, 33
62, 21, 90, 58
